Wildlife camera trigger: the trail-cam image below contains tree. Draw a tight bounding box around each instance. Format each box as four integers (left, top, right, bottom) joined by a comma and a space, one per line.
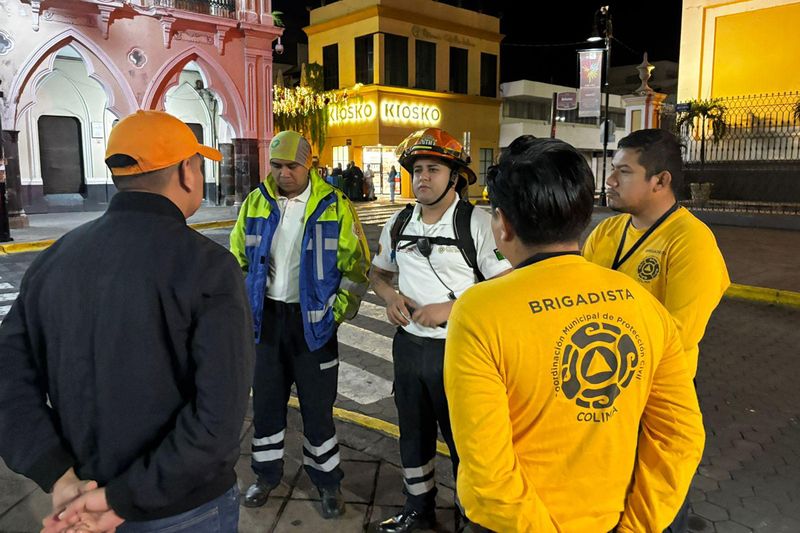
676, 98, 728, 172
272, 63, 358, 152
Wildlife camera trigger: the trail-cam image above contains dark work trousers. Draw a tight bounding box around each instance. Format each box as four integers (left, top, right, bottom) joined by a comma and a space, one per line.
663, 496, 690, 533
662, 379, 698, 533
393, 328, 459, 514
250, 298, 344, 490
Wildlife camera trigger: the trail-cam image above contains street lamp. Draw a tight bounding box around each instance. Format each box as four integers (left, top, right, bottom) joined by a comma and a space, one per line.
588, 5, 612, 206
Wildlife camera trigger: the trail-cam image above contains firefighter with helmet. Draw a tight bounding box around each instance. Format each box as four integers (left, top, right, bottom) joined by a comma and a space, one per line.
369, 128, 512, 532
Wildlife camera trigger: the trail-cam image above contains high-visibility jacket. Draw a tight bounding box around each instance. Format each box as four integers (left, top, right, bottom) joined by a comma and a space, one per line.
230, 171, 370, 350
444, 254, 705, 533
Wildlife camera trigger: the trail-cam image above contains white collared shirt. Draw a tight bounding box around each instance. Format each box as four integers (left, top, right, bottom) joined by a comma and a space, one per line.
373, 195, 511, 338
266, 182, 312, 303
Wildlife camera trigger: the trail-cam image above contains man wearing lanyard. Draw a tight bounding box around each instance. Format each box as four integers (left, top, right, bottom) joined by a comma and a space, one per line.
444, 136, 704, 532
230, 131, 371, 519
583, 128, 729, 532
370, 128, 511, 532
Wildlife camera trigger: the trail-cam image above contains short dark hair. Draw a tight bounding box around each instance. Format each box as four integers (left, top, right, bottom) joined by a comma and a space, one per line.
106, 154, 179, 191
617, 129, 684, 196
488, 136, 594, 246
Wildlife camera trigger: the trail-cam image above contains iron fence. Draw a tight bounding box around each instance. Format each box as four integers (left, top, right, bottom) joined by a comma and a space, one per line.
150, 0, 236, 19
661, 92, 800, 164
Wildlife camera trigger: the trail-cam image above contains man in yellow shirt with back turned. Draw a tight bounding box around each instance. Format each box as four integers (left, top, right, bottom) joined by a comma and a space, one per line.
444, 136, 705, 532
583, 129, 729, 532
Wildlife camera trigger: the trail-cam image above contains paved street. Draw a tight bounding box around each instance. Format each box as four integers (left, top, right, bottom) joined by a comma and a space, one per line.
0, 202, 799, 532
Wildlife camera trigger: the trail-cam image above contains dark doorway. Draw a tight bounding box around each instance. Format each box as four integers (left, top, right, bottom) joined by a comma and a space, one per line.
37, 115, 85, 195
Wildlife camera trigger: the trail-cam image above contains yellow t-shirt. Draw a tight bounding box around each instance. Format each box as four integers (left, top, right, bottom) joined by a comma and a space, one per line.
583, 207, 730, 378
444, 255, 705, 533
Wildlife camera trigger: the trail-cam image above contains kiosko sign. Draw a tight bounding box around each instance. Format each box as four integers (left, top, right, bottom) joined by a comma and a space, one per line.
381, 101, 441, 125
328, 99, 442, 126
329, 102, 376, 125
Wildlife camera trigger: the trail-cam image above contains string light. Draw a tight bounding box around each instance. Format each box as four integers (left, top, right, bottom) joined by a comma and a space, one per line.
272, 84, 362, 118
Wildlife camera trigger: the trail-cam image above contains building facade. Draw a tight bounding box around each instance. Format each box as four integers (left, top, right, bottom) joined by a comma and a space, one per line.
499, 80, 630, 194
676, 0, 800, 203
679, 0, 800, 101
305, 0, 501, 198
0, 0, 281, 215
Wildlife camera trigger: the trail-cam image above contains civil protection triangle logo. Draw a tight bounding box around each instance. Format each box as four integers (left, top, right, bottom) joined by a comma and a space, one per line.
637, 256, 660, 282
552, 315, 646, 423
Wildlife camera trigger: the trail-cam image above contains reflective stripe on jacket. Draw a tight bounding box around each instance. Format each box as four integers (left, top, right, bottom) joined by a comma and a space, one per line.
230, 170, 370, 350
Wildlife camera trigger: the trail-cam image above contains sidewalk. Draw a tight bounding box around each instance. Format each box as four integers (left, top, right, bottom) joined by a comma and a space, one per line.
0, 406, 457, 533
2, 202, 798, 294
1, 205, 240, 244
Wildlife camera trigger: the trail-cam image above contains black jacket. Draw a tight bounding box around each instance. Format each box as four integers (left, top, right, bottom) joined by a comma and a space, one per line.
0, 192, 254, 521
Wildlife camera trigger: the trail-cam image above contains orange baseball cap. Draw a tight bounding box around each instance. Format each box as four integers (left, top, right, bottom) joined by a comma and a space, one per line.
105, 110, 222, 176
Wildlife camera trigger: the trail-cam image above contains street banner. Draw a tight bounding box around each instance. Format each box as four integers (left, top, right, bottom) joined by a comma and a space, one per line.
578, 50, 603, 118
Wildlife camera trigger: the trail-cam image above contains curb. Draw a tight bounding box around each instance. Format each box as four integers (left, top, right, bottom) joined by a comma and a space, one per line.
0, 219, 237, 255
0, 240, 55, 254
287, 396, 451, 457
725, 283, 800, 308
187, 219, 237, 232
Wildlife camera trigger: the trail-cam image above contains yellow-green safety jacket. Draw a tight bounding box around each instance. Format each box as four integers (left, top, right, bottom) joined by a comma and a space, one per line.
230, 170, 371, 350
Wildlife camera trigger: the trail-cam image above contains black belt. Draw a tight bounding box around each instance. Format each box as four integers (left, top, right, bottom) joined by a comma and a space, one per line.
397, 327, 446, 346
264, 298, 301, 314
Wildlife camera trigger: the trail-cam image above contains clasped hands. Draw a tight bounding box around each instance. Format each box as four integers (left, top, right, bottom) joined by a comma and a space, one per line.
386, 293, 453, 328
41, 468, 124, 533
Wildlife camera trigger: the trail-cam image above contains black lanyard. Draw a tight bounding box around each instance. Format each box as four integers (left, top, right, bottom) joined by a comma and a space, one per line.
611, 203, 680, 271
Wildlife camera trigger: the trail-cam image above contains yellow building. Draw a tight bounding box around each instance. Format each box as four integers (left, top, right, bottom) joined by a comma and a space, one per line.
678, 0, 800, 100
305, 0, 501, 198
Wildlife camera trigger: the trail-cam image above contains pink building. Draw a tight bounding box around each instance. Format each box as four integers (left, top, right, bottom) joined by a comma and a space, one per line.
0, 0, 281, 217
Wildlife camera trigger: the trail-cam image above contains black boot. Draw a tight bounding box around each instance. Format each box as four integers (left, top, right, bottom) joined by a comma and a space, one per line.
319, 486, 345, 519
242, 479, 273, 508
377, 509, 436, 532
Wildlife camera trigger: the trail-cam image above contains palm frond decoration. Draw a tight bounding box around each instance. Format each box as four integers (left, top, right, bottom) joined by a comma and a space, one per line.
675, 98, 728, 171
273, 63, 360, 152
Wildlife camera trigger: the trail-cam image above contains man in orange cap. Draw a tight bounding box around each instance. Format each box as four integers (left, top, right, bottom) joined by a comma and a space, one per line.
0, 110, 254, 532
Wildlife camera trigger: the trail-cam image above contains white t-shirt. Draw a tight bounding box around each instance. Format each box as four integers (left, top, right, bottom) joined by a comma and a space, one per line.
372, 195, 511, 339
266, 182, 312, 303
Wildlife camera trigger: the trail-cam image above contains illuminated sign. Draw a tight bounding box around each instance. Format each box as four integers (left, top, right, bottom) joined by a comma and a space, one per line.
328, 99, 442, 126
329, 102, 376, 125
380, 101, 441, 125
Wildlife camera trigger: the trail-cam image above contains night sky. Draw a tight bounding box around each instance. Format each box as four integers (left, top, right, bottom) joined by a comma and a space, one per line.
272, 0, 682, 87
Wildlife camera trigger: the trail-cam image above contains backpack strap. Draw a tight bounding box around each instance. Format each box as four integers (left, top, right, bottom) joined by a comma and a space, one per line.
390, 204, 415, 260
453, 200, 484, 282
390, 200, 485, 283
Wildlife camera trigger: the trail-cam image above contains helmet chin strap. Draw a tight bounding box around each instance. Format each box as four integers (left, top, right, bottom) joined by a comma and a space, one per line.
417, 171, 458, 206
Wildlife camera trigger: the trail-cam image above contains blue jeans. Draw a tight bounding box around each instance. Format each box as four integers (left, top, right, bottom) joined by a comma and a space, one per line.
118, 485, 239, 533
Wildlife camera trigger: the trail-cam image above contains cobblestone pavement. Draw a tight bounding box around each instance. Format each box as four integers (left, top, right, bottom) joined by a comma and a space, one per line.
0, 203, 798, 532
